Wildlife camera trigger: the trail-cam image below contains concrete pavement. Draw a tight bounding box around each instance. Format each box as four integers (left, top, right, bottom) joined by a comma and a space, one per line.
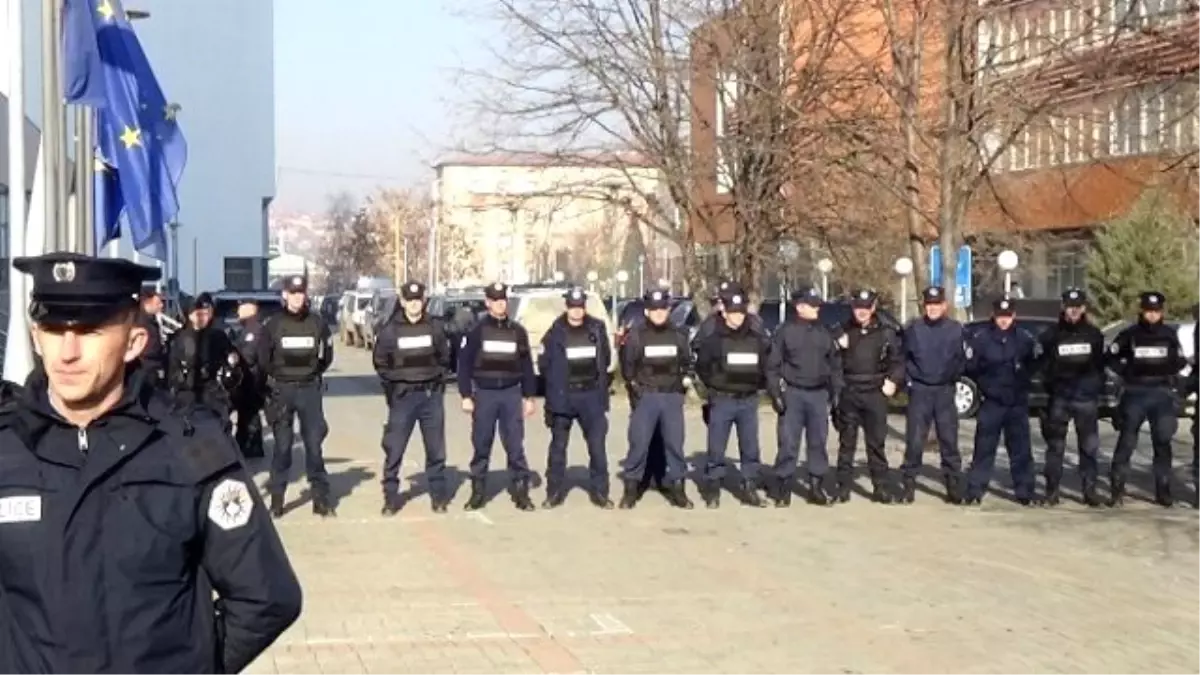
245, 347, 1199, 674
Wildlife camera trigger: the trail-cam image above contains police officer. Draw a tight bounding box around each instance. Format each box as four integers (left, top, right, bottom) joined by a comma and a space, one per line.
695, 289, 770, 508
619, 288, 695, 510
264, 274, 336, 518
766, 287, 843, 506
458, 282, 538, 511
898, 286, 967, 504
230, 298, 269, 459
538, 286, 613, 509
0, 252, 301, 673
962, 298, 1040, 506
374, 281, 451, 515
1107, 291, 1187, 507
1036, 288, 1106, 506
167, 292, 240, 420
833, 289, 904, 503
137, 288, 167, 388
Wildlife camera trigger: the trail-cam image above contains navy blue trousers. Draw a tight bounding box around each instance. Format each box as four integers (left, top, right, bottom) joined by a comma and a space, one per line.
1113, 386, 1178, 485
267, 380, 330, 495
901, 383, 962, 480
381, 387, 447, 497
967, 399, 1035, 500
774, 387, 829, 479
622, 392, 687, 483
469, 385, 532, 480
546, 388, 610, 493
705, 394, 761, 481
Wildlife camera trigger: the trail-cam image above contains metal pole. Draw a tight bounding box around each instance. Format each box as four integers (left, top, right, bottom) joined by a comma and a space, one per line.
1004, 271, 1012, 295
73, 106, 94, 254
41, 0, 63, 251
403, 237, 409, 282
4, 0, 34, 384
169, 222, 180, 284
899, 276, 908, 324
821, 273, 828, 300
191, 237, 198, 292
392, 214, 401, 285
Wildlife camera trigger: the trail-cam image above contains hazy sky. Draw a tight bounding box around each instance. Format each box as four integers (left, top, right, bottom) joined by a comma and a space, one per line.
274, 0, 491, 213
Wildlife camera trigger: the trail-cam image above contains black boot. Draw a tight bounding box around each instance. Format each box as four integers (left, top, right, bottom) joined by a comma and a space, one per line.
771, 476, 793, 507
1108, 474, 1126, 507
381, 493, 402, 516
808, 475, 830, 506
741, 479, 767, 508
512, 479, 536, 511
899, 477, 916, 504
834, 476, 853, 503
1043, 478, 1061, 506
464, 478, 488, 511
665, 481, 694, 510
1081, 478, 1103, 508
430, 489, 449, 514
702, 480, 720, 509
541, 482, 567, 509
1155, 481, 1174, 508
312, 493, 336, 517
870, 481, 893, 505
943, 474, 964, 505
269, 492, 285, 519
589, 488, 614, 509
618, 479, 641, 509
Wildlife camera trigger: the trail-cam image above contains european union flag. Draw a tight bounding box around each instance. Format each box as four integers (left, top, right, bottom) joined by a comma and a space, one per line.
93, 151, 123, 254
62, 0, 187, 261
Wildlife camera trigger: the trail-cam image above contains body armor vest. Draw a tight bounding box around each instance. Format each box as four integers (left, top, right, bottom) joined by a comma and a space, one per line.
272, 314, 323, 382
634, 326, 683, 390
473, 321, 521, 379
708, 331, 761, 394
563, 324, 601, 385
387, 321, 440, 382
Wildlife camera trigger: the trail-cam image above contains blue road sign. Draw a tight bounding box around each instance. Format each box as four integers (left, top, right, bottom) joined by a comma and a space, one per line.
929, 245, 973, 307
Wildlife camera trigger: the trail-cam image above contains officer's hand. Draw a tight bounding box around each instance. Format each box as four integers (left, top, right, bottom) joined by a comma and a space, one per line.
770, 395, 786, 416
544, 407, 554, 428
523, 398, 536, 418
830, 406, 842, 429
881, 380, 897, 397
461, 397, 475, 414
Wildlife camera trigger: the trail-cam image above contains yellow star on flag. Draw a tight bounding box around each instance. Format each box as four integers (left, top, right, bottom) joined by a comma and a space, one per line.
119, 125, 142, 149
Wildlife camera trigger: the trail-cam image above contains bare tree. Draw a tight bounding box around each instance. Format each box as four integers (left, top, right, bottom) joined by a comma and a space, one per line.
365, 188, 433, 284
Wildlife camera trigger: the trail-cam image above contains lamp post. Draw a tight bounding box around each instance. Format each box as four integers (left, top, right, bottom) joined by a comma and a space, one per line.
586, 270, 598, 293
613, 270, 628, 317
817, 257, 834, 300
636, 254, 645, 295
893, 256, 913, 324
998, 249, 1019, 295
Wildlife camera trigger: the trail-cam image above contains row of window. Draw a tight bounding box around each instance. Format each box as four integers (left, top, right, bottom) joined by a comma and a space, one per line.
979, 0, 1193, 70
995, 82, 1199, 173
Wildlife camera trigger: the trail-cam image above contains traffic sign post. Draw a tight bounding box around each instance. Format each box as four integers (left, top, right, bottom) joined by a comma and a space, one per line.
929, 244, 973, 309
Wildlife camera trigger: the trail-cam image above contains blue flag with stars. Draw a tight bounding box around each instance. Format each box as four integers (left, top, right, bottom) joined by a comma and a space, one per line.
62, 0, 187, 261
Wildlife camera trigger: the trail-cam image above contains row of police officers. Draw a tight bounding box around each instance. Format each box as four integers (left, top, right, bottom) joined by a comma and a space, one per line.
372, 277, 1196, 513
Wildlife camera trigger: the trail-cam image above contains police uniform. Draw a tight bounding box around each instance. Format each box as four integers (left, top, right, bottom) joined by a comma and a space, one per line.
695, 290, 769, 508
457, 282, 538, 511
167, 292, 240, 421
834, 289, 904, 503
0, 253, 301, 673
898, 286, 966, 504
1107, 291, 1187, 507
263, 274, 336, 517
1036, 288, 1106, 506
373, 281, 451, 514
619, 289, 694, 510
963, 298, 1039, 505
537, 287, 613, 509
231, 303, 269, 458
765, 287, 843, 506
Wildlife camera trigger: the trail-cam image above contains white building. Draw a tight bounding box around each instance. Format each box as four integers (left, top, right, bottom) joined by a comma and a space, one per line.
432, 153, 679, 288
0, 0, 275, 293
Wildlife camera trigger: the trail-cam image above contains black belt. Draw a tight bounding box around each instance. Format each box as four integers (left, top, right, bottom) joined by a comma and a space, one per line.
709, 389, 759, 399
567, 381, 601, 391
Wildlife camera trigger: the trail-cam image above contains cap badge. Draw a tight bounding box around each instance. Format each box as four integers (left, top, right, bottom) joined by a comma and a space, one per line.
930, 288, 940, 296
732, 294, 742, 304
653, 291, 663, 300
51, 262, 76, 283
494, 282, 503, 291
291, 276, 302, 286
860, 290, 869, 299
1069, 290, 1079, 299
409, 283, 418, 292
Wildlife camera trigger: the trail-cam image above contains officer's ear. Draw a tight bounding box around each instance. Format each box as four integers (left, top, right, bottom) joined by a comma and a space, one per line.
122, 308, 149, 364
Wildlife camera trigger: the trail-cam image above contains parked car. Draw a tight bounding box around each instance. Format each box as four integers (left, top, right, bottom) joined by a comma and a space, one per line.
360, 289, 398, 350
338, 290, 376, 347
427, 292, 489, 377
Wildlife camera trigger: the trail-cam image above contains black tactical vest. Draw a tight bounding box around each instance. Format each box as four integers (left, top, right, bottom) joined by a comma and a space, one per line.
563, 324, 601, 385
1126, 327, 1180, 384
842, 323, 891, 387
473, 321, 522, 379
1052, 332, 1095, 372
387, 321, 440, 383
634, 325, 683, 390
271, 314, 322, 382
708, 330, 762, 394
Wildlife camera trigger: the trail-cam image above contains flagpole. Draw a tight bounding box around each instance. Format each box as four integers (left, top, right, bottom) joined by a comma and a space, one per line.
41, 0, 63, 252
4, 0, 33, 383
74, 105, 94, 254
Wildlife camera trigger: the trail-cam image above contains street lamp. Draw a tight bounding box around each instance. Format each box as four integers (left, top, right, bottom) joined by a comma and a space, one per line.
893, 256, 913, 323
658, 277, 670, 290
997, 249, 1019, 295
614, 270, 629, 316
586, 270, 598, 293
816, 258, 834, 300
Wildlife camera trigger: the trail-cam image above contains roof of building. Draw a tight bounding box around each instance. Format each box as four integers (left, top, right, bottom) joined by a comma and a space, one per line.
433, 150, 657, 170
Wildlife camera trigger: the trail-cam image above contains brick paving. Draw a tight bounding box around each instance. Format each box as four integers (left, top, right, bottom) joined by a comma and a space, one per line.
245, 348, 1199, 674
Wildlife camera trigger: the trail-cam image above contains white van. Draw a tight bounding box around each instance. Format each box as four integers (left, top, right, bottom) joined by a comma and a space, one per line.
510, 287, 618, 375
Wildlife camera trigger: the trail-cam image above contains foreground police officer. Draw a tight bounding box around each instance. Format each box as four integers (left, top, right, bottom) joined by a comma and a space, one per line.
898, 286, 967, 504
374, 281, 451, 514
695, 289, 769, 508
230, 298, 268, 458
538, 287, 613, 509
766, 287, 843, 507
458, 282, 538, 511
264, 274, 335, 518
167, 292, 240, 420
1037, 288, 1106, 506
620, 289, 694, 510
834, 289, 904, 503
0, 253, 301, 673
1107, 291, 1187, 507
963, 298, 1039, 506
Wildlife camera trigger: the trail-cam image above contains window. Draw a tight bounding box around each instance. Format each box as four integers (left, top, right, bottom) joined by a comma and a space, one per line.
1143, 87, 1166, 152
1009, 127, 1032, 170
1066, 112, 1087, 163
1051, 117, 1067, 165
1113, 0, 1139, 30
1110, 94, 1142, 155
1035, 120, 1054, 166
1046, 244, 1088, 297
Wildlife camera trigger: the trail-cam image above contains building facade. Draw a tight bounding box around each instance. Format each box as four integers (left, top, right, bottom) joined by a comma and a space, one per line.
432, 154, 679, 290
0, 0, 276, 294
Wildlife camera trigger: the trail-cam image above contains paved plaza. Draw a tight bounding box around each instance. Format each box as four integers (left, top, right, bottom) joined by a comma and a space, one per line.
245, 348, 1199, 674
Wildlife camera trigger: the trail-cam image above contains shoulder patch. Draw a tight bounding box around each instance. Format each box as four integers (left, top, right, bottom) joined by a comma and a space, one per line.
836, 334, 849, 349
1109, 341, 1120, 354
208, 478, 254, 531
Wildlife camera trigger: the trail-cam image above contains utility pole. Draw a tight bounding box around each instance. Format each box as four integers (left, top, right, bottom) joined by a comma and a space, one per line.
392, 212, 402, 285
73, 107, 94, 254
41, 0, 63, 251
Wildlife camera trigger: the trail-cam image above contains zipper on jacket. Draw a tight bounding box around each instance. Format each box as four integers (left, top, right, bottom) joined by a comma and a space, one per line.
77, 427, 89, 454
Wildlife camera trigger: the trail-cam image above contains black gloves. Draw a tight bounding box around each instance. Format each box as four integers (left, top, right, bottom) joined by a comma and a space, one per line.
769, 393, 786, 416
